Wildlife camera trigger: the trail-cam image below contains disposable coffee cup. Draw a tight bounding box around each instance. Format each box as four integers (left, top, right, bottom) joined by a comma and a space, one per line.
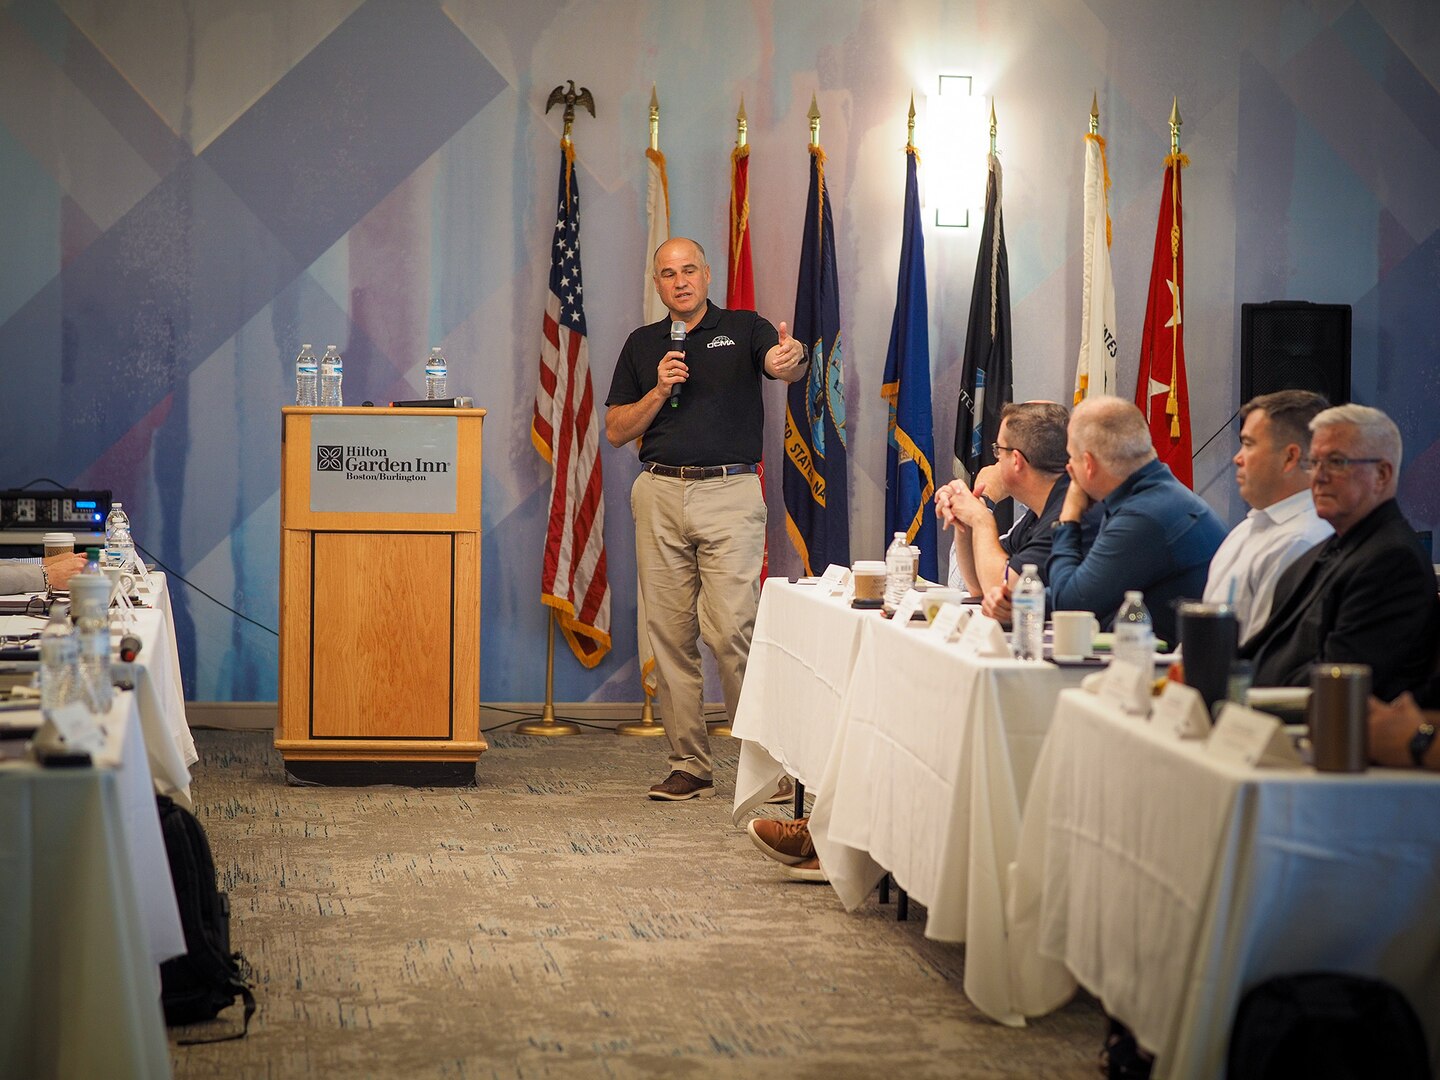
43, 532, 76, 560
1309, 663, 1370, 773
851, 560, 886, 609
1052, 610, 1098, 659
920, 588, 963, 621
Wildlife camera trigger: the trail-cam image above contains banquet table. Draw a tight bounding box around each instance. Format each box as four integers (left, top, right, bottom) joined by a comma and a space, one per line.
804, 610, 1091, 1026
1006, 687, 1440, 1078
0, 693, 183, 1079
729, 579, 880, 821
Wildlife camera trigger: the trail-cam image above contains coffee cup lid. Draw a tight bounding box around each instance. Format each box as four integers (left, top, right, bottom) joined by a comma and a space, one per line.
852, 560, 886, 572
43, 532, 76, 546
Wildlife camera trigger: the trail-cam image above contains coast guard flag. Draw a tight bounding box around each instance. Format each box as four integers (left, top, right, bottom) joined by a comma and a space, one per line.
783, 144, 850, 575
955, 150, 1012, 491
1075, 130, 1119, 402
881, 144, 937, 582
532, 139, 611, 666
1135, 152, 1193, 487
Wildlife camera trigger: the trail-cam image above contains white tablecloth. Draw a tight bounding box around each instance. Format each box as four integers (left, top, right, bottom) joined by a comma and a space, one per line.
0, 694, 182, 1079
1007, 688, 1440, 1078
1, 571, 194, 803
729, 580, 879, 821
806, 614, 1090, 1025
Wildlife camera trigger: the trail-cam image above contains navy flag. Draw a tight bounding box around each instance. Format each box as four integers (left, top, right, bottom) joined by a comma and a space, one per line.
881, 145, 937, 582
954, 151, 1013, 498
783, 145, 850, 575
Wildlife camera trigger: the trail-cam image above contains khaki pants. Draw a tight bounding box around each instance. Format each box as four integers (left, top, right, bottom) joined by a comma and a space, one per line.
631, 470, 766, 780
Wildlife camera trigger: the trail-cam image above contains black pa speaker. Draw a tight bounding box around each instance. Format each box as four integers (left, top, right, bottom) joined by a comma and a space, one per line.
1240, 302, 1351, 405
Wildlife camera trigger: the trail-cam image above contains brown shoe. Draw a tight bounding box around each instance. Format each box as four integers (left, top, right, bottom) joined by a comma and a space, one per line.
780, 856, 828, 883
765, 776, 795, 804
648, 771, 715, 801
747, 817, 815, 865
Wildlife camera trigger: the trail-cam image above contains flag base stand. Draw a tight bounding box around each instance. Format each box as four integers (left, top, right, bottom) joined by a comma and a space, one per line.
707, 720, 734, 737
516, 613, 581, 737
616, 697, 666, 737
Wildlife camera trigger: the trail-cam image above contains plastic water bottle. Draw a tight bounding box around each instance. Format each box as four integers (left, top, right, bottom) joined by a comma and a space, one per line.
425, 347, 448, 400
1114, 591, 1155, 674
104, 502, 134, 567
295, 343, 319, 406
884, 532, 915, 613
1011, 563, 1046, 660
74, 549, 112, 713
319, 344, 344, 407
39, 608, 80, 713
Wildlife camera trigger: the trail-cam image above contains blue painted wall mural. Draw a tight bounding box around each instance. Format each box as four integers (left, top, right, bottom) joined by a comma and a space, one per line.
1, 0, 1435, 703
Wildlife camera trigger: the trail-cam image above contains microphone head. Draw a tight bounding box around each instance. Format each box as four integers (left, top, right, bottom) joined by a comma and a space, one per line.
670, 320, 686, 342
119, 634, 142, 662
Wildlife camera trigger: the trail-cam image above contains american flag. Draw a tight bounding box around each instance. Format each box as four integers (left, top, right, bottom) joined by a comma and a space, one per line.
532, 141, 611, 667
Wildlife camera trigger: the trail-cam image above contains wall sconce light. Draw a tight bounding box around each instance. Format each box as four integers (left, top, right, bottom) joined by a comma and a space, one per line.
930, 74, 987, 228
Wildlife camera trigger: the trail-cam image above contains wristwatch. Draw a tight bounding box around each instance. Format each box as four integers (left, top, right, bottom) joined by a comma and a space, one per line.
1410, 721, 1437, 768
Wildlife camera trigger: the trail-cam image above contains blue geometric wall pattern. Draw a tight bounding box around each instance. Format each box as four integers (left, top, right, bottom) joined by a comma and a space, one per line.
2, 0, 1436, 704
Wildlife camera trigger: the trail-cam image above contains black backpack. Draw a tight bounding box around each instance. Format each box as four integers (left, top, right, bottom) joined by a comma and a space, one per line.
156, 794, 256, 1042
1227, 972, 1430, 1079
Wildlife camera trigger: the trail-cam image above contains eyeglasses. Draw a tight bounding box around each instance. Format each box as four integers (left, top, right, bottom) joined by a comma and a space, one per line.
1301, 454, 1384, 476
991, 442, 1027, 462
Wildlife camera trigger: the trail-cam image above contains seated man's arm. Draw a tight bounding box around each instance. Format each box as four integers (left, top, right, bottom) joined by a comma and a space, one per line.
0, 562, 44, 594
1367, 693, 1440, 771
1045, 511, 1173, 627
1316, 547, 1439, 700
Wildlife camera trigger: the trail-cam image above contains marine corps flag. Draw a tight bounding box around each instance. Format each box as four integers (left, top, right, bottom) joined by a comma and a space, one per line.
955, 149, 1012, 490
1135, 146, 1193, 487
533, 139, 612, 666
782, 122, 850, 575
881, 142, 938, 582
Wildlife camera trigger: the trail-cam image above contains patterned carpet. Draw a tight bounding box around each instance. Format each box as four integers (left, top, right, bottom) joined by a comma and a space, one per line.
170, 728, 1102, 1079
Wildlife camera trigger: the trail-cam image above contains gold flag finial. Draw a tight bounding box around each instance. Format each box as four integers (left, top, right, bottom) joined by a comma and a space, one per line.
989, 98, 998, 155
907, 92, 916, 150
1169, 95, 1182, 155
649, 83, 659, 151
546, 79, 596, 143
808, 92, 821, 147
1089, 91, 1100, 135
736, 95, 748, 149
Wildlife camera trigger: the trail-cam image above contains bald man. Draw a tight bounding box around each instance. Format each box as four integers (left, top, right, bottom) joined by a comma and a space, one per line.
606, 237, 808, 801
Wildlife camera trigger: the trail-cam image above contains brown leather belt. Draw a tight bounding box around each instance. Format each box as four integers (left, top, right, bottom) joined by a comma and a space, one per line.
642, 462, 758, 480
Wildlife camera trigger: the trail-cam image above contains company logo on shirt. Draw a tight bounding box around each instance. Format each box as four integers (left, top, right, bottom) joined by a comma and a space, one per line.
707, 335, 737, 348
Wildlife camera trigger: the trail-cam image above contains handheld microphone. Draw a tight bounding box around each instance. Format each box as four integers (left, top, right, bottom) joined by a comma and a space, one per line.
668, 320, 686, 408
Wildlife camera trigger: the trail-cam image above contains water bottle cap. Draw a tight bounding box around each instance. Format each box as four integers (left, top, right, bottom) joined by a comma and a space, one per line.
1022, 563, 1038, 573
112, 501, 122, 509
1125, 590, 1143, 601
431, 347, 443, 356
893, 532, 906, 540
302, 343, 312, 350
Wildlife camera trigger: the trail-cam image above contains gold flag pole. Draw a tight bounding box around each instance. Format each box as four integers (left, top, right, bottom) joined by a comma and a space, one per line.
1166, 96, 1184, 439
989, 97, 996, 156
619, 85, 669, 738
1089, 91, 1100, 135
516, 611, 581, 735
809, 91, 821, 147
518, 79, 597, 738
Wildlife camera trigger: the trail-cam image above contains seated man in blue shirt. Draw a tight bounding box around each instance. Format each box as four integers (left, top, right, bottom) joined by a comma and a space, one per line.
987, 395, 1226, 647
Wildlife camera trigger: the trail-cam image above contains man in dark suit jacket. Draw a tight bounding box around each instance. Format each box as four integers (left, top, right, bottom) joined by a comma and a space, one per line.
1241, 404, 1438, 700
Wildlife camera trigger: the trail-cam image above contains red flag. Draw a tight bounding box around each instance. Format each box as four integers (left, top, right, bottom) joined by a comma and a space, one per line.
532, 140, 611, 666
1135, 153, 1193, 486
728, 141, 770, 579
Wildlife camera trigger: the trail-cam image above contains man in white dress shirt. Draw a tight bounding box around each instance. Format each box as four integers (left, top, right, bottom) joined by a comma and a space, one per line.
1203, 390, 1333, 642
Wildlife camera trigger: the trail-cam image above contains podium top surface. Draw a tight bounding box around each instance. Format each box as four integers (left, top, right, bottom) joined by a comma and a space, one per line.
282, 405, 487, 417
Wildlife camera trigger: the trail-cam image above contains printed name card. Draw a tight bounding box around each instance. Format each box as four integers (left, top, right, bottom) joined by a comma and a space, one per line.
891, 588, 926, 627
818, 564, 851, 594
929, 603, 970, 642
957, 614, 1011, 658
46, 701, 106, 756
1151, 681, 1211, 739
1208, 703, 1305, 769
1099, 659, 1153, 716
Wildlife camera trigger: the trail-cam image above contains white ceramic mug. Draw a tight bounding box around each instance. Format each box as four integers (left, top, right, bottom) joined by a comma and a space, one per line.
1051, 610, 1099, 660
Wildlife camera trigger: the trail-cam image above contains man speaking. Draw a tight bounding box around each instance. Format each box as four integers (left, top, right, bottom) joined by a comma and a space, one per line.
605, 238, 808, 800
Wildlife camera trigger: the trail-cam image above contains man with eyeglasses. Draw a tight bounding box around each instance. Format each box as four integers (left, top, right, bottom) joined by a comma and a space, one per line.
934, 402, 1093, 597
996, 395, 1226, 648
1239, 404, 1439, 699
1203, 390, 1334, 641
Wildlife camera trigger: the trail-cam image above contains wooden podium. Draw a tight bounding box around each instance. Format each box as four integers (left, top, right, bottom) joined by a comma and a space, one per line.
276, 406, 487, 784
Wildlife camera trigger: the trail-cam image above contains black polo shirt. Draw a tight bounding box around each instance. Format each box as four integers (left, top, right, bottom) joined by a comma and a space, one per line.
1001, 473, 1100, 581
606, 303, 779, 466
